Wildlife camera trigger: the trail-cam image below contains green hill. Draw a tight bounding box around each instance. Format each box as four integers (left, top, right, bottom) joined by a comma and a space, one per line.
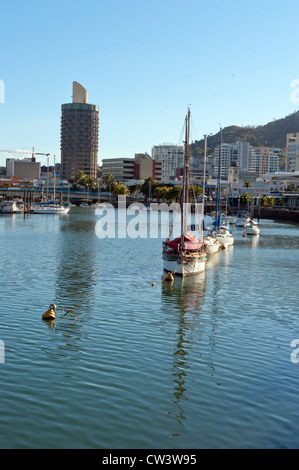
190, 110, 299, 155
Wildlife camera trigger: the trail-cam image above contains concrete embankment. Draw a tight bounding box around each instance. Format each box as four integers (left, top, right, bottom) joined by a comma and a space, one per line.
254, 207, 299, 223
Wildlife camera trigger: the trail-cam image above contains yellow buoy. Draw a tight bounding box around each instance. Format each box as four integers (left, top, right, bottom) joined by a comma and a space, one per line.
42, 304, 56, 320
165, 272, 174, 282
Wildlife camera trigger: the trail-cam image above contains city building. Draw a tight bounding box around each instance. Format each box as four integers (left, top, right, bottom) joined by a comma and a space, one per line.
213, 141, 280, 181
286, 133, 299, 172
227, 164, 240, 185
134, 153, 162, 181
6, 158, 40, 179
214, 143, 234, 179
151, 144, 184, 180
189, 154, 214, 182
61, 81, 99, 182
101, 158, 135, 181
101, 154, 162, 182
214, 141, 255, 179
254, 147, 279, 177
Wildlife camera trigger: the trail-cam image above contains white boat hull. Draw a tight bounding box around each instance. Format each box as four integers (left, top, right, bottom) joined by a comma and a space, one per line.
32, 205, 70, 214
204, 237, 220, 254
245, 226, 260, 235
215, 233, 234, 247
0, 202, 21, 213
222, 216, 236, 224
235, 214, 250, 227
163, 255, 207, 276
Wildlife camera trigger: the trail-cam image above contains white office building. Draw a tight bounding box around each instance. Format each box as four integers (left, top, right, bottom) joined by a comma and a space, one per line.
151, 144, 184, 180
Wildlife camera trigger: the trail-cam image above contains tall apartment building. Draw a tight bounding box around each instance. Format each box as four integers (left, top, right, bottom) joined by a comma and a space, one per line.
214, 143, 235, 179
214, 141, 260, 179
254, 147, 279, 177
61, 82, 99, 182
286, 133, 299, 172
151, 144, 184, 180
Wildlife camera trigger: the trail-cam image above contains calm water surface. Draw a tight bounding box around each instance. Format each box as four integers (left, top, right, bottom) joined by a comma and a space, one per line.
0, 208, 299, 449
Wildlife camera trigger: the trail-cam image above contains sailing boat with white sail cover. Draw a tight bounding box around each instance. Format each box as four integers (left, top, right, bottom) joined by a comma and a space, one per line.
32, 155, 70, 214
162, 109, 207, 276
212, 129, 234, 247
202, 134, 220, 255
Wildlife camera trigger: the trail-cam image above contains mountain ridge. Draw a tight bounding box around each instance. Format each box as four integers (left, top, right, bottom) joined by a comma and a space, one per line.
190, 110, 299, 155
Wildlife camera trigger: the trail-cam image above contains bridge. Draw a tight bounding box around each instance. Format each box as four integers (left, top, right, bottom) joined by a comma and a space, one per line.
0, 187, 113, 203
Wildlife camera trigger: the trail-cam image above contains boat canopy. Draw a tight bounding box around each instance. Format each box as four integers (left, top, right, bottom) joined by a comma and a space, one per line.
163, 232, 202, 252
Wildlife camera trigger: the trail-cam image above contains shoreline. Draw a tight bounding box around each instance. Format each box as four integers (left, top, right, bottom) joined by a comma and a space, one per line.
254, 207, 299, 223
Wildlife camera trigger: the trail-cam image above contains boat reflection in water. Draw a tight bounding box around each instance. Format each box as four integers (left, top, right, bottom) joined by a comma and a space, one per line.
161, 273, 206, 435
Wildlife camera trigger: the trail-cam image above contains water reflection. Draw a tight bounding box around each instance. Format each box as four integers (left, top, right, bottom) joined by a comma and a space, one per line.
161, 274, 206, 433
41, 210, 98, 367
55, 212, 97, 308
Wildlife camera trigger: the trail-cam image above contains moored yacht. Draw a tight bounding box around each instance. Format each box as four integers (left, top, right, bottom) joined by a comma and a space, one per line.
235, 211, 250, 227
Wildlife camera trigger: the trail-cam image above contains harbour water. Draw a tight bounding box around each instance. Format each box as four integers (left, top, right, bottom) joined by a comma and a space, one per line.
0, 208, 299, 449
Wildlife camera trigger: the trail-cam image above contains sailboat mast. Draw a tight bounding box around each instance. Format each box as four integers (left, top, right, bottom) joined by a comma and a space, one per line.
181, 108, 191, 238
215, 128, 222, 229
53, 155, 56, 202
201, 134, 207, 236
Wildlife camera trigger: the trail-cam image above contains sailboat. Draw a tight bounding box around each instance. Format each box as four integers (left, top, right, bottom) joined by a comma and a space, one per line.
202, 134, 220, 255
244, 195, 260, 235
162, 109, 207, 276
212, 129, 234, 247
32, 156, 70, 214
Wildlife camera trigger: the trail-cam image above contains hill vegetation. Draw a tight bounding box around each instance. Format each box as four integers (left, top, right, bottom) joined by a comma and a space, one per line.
190, 110, 299, 156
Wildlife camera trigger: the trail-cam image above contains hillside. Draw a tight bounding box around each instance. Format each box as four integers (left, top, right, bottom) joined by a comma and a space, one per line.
190, 110, 299, 155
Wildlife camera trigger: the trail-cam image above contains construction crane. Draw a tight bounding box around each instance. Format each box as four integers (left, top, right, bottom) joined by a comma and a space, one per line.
0, 147, 50, 162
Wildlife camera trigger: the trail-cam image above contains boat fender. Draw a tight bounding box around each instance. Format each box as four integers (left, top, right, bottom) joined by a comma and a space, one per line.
42, 304, 56, 320
242, 233, 247, 237
221, 244, 226, 250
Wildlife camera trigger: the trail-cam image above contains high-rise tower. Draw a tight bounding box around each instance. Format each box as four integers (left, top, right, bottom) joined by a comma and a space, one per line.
61, 82, 99, 182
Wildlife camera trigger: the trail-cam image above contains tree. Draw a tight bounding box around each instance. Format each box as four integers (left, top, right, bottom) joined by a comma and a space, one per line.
243, 180, 252, 189
141, 177, 158, 201
260, 195, 274, 207
191, 185, 203, 197
167, 185, 182, 202
153, 186, 168, 202
103, 173, 116, 193
86, 176, 97, 192
75, 170, 88, 190
112, 184, 129, 196
128, 183, 143, 198
239, 193, 252, 205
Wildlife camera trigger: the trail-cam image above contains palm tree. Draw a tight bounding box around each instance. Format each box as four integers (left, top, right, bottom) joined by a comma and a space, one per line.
243, 180, 252, 189
103, 173, 116, 201
86, 176, 97, 192
75, 170, 88, 191
141, 177, 156, 202
112, 184, 129, 196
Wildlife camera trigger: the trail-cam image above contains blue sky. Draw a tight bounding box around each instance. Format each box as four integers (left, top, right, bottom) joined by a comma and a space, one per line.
1, 0, 299, 166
